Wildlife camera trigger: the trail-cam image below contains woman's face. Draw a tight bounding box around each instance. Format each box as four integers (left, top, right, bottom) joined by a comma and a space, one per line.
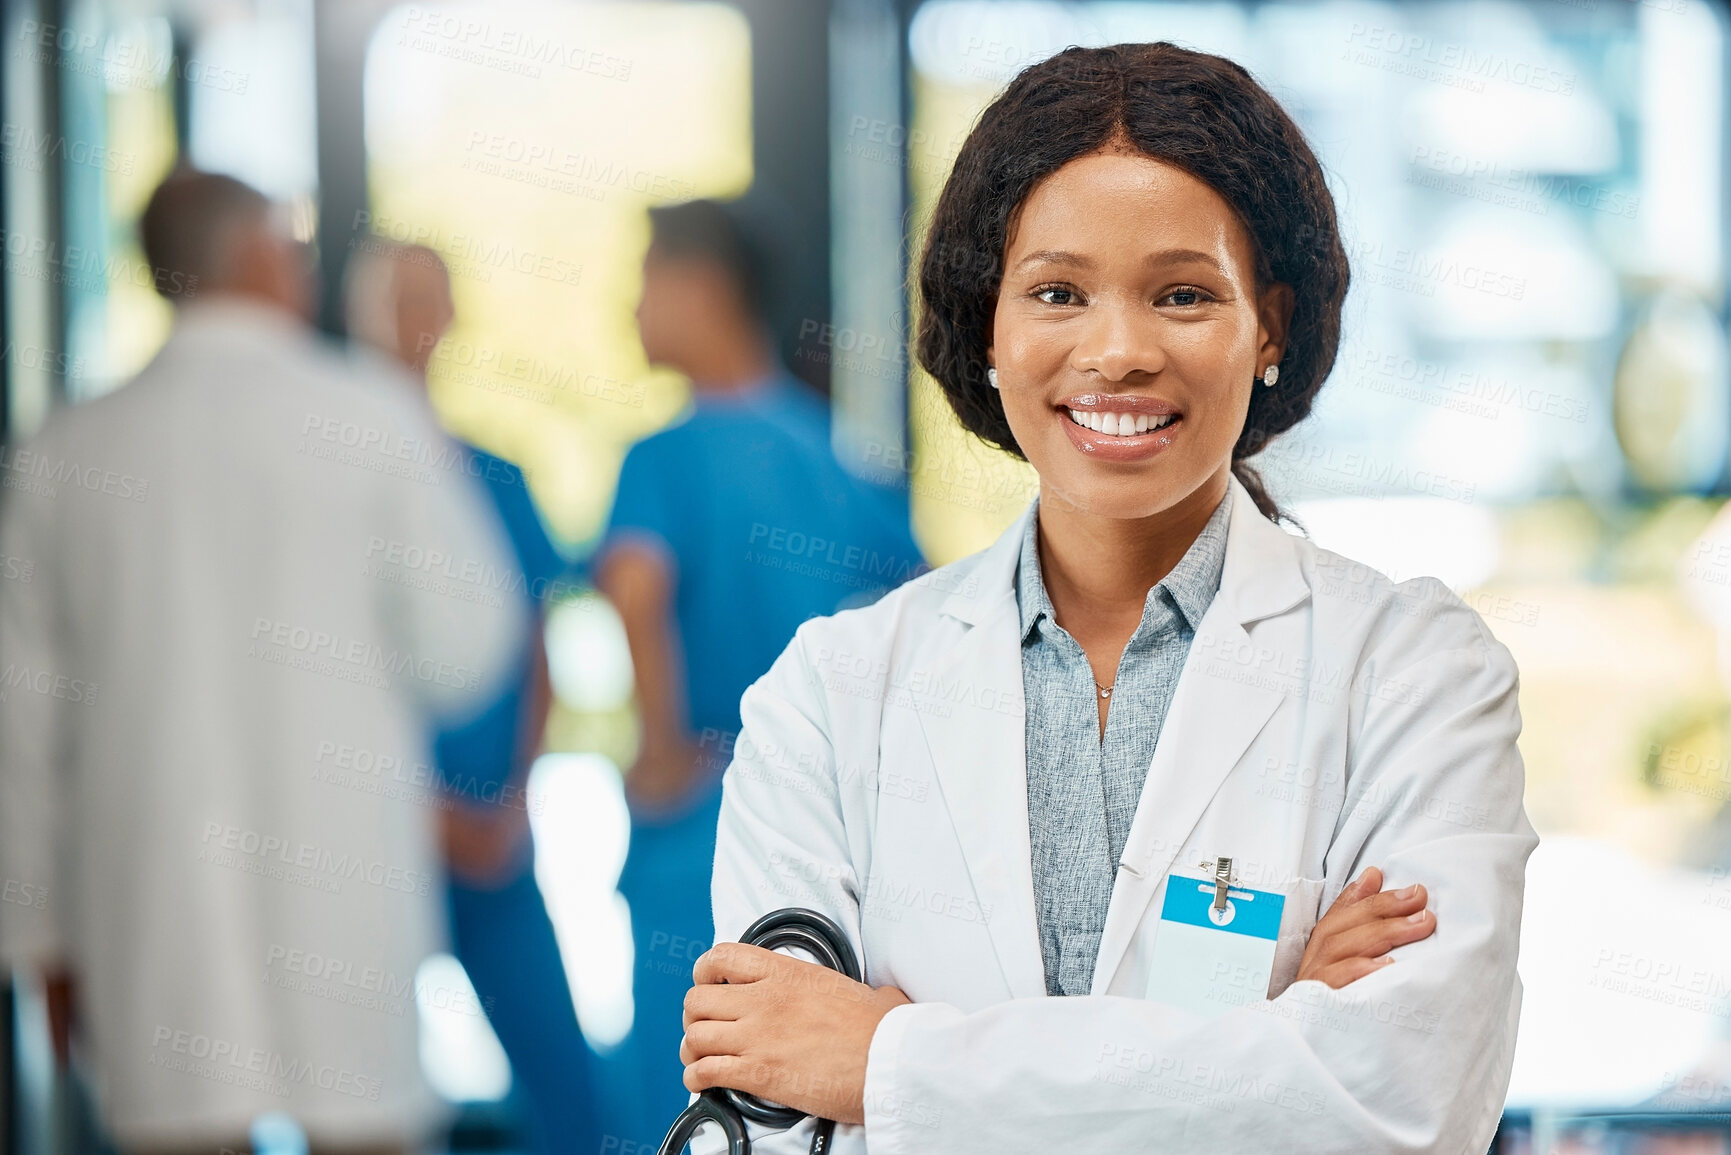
989, 150, 1292, 521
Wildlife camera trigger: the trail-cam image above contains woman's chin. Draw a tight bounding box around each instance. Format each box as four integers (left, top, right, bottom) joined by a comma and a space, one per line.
1036, 473, 1202, 523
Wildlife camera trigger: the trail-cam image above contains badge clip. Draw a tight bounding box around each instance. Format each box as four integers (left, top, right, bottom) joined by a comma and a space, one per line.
1205, 855, 1234, 913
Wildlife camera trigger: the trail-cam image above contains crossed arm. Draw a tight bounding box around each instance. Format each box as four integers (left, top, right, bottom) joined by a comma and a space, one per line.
675, 609, 1533, 1153
679, 866, 1436, 1124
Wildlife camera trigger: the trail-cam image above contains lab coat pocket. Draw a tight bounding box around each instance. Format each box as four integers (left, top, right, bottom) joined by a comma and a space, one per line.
1266, 877, 1327, 998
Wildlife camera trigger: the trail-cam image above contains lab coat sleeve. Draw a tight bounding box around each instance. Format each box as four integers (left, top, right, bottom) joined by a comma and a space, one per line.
862, 593, 1536, 1155
703, 628, 868, 1155
375, 414, 529, 725
0, 468, 68, 969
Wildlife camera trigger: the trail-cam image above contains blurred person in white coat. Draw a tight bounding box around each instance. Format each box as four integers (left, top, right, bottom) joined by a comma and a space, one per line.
677, 45, 1536, 1154
0, 169, 526, 1155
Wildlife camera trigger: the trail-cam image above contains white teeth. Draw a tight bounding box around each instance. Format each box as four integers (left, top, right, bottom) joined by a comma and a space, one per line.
1066, 408, 1177, 436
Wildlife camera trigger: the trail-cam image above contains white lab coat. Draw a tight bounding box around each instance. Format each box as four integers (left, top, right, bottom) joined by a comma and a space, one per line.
0, 299, 526, 1148
707, 476, 1536, 1154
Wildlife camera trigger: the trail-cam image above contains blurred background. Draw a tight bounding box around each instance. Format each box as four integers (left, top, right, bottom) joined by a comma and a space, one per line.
3, 0, 1731, 1153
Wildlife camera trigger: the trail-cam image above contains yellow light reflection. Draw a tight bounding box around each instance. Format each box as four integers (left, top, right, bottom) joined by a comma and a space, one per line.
365, 1, 753, 544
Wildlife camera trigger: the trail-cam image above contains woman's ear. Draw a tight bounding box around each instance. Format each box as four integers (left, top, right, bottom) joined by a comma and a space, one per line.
1257, 282, 1295, 367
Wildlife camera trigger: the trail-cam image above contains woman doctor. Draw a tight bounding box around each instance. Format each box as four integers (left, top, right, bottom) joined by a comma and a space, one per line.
679, 42, 1536, 1153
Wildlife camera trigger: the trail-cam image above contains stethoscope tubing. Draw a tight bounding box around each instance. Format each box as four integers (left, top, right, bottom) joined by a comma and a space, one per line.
656, 908, 863, 1155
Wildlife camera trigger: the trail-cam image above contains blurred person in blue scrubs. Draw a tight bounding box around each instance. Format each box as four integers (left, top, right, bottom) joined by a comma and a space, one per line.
597, 199, 925, 1135
344, 240, 600, 1155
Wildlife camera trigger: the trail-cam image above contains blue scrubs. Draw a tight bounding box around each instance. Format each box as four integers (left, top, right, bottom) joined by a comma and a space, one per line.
602, 373, 924, 1137
436, 448, 600, 1155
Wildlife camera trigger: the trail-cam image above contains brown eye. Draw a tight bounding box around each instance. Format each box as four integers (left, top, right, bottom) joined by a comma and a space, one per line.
1034, 286, 1078, 306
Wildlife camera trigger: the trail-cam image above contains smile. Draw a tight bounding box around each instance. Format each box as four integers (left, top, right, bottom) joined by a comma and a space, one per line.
1064, 408, 1178, 437
1056, 393, 1183, 461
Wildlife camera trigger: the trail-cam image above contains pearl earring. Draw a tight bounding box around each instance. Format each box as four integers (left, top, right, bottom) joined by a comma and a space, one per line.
987, 367, 1000, 390
1261, 364, 1280, 388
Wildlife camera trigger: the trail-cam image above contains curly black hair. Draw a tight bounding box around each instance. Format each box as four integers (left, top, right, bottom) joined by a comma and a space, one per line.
914, 42, 1350, 521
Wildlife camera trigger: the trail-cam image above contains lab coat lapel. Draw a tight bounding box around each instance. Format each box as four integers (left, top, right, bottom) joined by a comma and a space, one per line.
911, 503, 1049, 1001
1091, 479, 1312, 994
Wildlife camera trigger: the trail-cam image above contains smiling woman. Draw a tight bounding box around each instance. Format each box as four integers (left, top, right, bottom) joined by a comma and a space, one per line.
677, 41, 1535, 1155
919, 43, 1346, 526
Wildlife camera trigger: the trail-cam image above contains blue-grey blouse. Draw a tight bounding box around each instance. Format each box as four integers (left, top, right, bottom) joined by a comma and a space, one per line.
1015, 494, 1232, 996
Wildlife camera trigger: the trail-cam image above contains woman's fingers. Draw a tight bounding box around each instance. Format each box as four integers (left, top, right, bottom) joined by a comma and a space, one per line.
1338, 866, 1383, 909
1315, 907, 1436, 967
1313, 882, 1428, 946
1296, 872, 1437, 986
1334, 883, 1428, 931
1313, 955, 1396, 990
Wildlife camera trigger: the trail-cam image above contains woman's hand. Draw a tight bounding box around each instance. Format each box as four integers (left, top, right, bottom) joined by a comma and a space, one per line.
680, 943, 911, 1124
1295, 866, 1436, 989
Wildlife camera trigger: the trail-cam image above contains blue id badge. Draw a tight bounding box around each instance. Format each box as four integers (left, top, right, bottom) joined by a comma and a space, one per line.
1144, 874, 1286, 1017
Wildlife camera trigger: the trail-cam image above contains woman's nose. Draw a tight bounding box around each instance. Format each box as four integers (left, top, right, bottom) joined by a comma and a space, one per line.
1067, 301, 1166, 382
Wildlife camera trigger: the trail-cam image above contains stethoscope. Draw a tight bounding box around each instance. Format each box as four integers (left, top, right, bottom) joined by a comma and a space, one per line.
656, 907, 862, 1155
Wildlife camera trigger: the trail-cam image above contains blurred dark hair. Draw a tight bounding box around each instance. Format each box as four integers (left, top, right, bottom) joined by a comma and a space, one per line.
647, 198, 767, 322
915, 42, 1350, 521
139, 167, 273, 302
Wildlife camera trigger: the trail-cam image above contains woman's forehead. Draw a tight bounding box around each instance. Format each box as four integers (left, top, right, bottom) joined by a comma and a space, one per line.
1005, 151, 1254, 274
